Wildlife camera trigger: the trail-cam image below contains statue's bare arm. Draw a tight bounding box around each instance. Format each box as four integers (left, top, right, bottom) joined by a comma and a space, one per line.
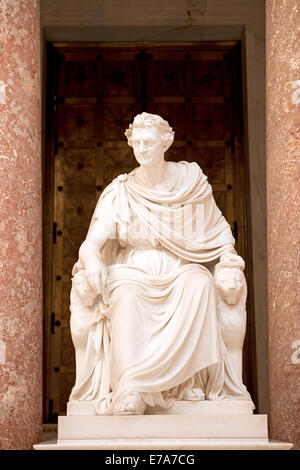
78, 217, 116, 293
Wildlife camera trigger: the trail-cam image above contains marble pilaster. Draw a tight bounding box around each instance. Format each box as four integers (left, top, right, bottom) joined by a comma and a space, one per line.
0, 0, 42, 449
266, 0, 300, 449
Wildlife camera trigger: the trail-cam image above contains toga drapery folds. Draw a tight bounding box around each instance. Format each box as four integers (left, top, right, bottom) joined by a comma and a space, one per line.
69, 161, 252, 414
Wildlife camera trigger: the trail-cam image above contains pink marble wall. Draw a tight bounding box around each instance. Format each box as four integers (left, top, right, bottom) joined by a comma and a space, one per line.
0, 0, 42, 449
266, 0, 300, 449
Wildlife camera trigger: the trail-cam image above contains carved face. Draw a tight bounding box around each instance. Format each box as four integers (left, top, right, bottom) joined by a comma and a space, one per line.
215, 268, 245, 305
131, 127, 164, 167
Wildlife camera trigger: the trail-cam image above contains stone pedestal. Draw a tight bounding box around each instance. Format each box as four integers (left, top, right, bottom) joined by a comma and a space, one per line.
66, 399, 255, 416
34, 401, 293, 450
34, 416, 292, 450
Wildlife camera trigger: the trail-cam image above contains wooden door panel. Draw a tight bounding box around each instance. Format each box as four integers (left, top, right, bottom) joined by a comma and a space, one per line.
103, 61, 137, 96
61, 281, 72, 321
103, 146, 136, 185
153, 60, 185, 96
103, 103, 138, 139
213, 191, 227, 216
193, 147, 226, 184
191, 60, 224, 96
65, 61, 97, 98
192, 104, 225, 139
63, 105, 97, 145
151, 103, 186, 140
44, 43, 253, 422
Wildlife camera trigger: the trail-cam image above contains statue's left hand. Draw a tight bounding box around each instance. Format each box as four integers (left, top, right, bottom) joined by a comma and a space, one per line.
85, 260, 107, 294
220, 252, 245, 270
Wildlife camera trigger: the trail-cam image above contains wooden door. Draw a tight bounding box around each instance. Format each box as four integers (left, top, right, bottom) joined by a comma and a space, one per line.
43, 42, 255, 422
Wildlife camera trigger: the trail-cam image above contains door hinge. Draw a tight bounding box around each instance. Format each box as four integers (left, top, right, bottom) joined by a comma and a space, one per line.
52, 222, 57, 244
50, 312, 55, 334
54, 132, 58, 156
230, 133, 235, 154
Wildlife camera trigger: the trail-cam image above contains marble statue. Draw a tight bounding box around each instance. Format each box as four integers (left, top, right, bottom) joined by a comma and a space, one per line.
69, 112, 252, 416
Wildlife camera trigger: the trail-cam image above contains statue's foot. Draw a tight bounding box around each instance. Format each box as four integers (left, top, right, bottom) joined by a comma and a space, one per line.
113, 392, 147, 415
183, 387, 205, 401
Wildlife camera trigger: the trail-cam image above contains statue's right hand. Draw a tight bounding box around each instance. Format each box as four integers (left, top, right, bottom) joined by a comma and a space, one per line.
85, 261, 107, 294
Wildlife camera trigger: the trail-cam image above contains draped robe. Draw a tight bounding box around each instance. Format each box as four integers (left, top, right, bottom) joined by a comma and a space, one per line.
69, 161, 252, 414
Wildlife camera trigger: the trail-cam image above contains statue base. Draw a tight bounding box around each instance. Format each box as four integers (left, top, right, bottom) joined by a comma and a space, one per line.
66, 399, 255, 416
34, 401, 293, 449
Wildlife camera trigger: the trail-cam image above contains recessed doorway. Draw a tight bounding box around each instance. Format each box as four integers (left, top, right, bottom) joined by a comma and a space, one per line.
43, 41, 256, 422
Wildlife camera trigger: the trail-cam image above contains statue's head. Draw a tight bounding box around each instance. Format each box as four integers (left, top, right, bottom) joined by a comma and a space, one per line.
214, 254, 246, 305
125, 112, 175, 166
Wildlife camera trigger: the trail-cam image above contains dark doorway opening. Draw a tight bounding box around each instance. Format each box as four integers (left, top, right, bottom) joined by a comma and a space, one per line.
43, 41, 256, 422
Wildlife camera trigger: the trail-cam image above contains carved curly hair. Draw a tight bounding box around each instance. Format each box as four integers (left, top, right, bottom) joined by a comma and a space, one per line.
124, 112, 175, 152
